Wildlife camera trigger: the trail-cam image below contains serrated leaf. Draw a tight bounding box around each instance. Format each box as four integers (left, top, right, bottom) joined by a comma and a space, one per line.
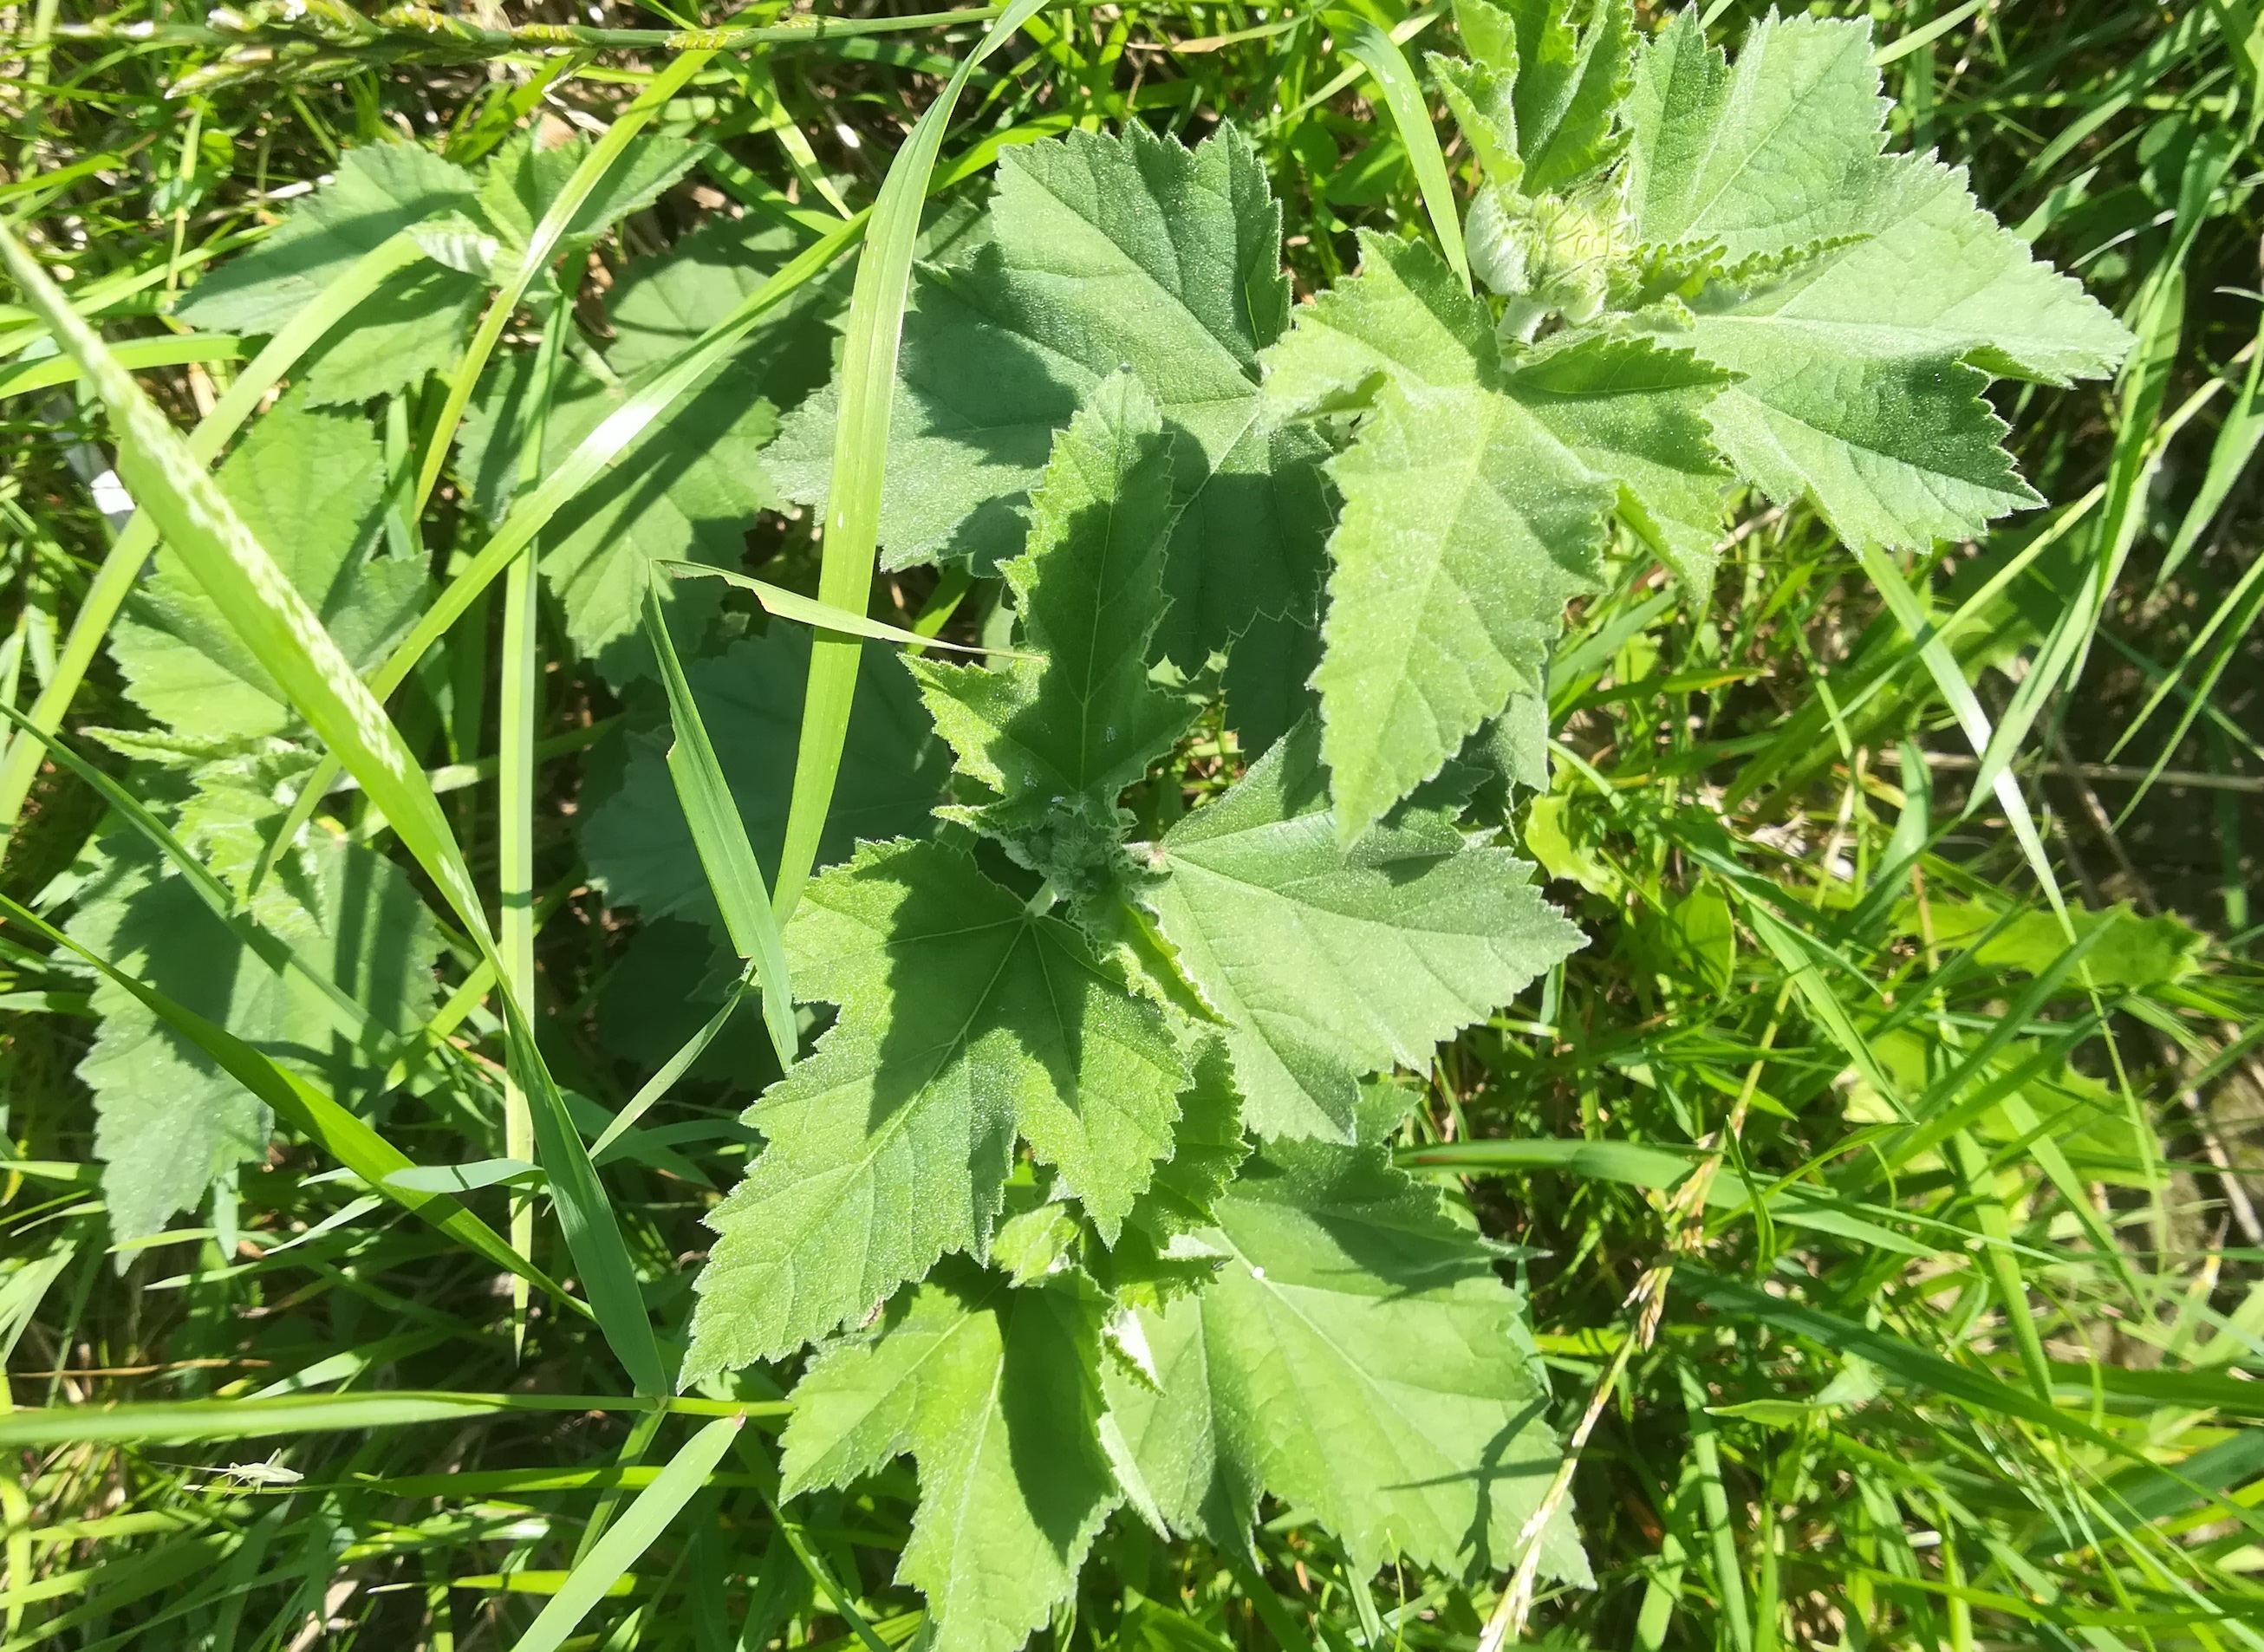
1100, 1042, 1249, 1305
296, 262, 483, 404
686, 840, 1187, 1375
910, 372, 1194, 886
1147, 719, 1584, 1141
602, 214, 845, 394
1103, 1135, 1587, 1581
769, 126, 1332, 745
108, 392, 428, 743
1431, 54, 1522, 185
1624, 12, 2132, 548
175, 143, 479, 334
478, 129, 706, 266
1269, 231, 1725, 833
457, 347, 777, 688
781, 1264, 1117, 1652
66, 783, 446, 1245
580, 628, 947, 933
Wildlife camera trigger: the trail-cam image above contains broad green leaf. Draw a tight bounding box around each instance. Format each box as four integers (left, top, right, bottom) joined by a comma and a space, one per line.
911, 372, 1194, 891
781, 1265, 1117, 1652
66, 786, 444, 1244
769, 125, 1333, 743
295, 263, 483, 404
1147, 719, 1584, 1141
1623, 12, 2132, 548
1103, 1136, 1587, 1581
109, 393, 427, 742
175, 143, 479, 334
603, 213, 846, 392
580, 628, 947, 934
685, 840, 1187, 1376
1898, 898, 2203, 992
6, 890, 568, 1311
1267, 231, 1723, 838
458, 347, 779, 688
1101, 1041, 1249, 1305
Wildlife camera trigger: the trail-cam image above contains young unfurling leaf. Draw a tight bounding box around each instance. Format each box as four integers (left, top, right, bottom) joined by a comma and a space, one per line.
912, 372, 1195, 894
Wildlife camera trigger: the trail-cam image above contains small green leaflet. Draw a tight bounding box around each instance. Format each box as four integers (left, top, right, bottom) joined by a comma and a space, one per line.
1264, 227, 1726, 842
685, 840, 1187, 1376
1146, 718, 1584, 1141
912, 372, 1195, 894
580, 627, 947, 935
781, 1264, 1118, 1652
1103, 1135, 1588, 1583
1618, 11, 2132, 548
109, 392, 428, 744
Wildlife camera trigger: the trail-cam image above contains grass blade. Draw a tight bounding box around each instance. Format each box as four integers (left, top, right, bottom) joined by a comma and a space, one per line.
641, 583, 798, 1070
0, 1393, 785, 1448
1396, 1139, 1699, 1187
0, 223, 666, 1399
660, 561, 1035, 657
772, 0, 1054, 922
246, 216, 869, 900
507, 1415, 745, 1652
0, 223, 489, 941
413, 47, 719, 514
1332, 14, 1469, 289
0, 228, 425, 855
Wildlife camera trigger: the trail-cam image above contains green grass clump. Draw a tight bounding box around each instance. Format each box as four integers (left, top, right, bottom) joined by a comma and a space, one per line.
4, 1, 2264, 1649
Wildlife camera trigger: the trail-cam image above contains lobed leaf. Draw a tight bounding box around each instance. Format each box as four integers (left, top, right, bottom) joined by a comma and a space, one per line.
1104, 1135, 1589, 1580
1146, 719, 1584, 1141
685, 840, 1187, 1376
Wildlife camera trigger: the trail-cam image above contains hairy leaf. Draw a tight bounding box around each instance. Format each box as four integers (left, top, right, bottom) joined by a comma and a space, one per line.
1267, 231, 1723, 838
1146, 719, 1584, 1141
782, 1265, 1117, 1652
686, 841, 1187, 1376
457, 348, 777, 687
912, 372, 1194, 889
770, 125, 1333, 745
1103, 1135, 1586, 1580
176, 144, 479, 334
1623, 12, 2131, 547
66, 773, 446, 1245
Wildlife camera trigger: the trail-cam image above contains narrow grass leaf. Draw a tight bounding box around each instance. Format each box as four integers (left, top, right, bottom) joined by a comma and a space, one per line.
642, 583, 798, 1070
773, 0, 1054, 923
660, 562, 1035, 658
0, 228, 426, 852
1331, 15, 1469, 289
0, 224, 489, 940
1396, 1138, 1699, 1187
249, 216, 868, 896
507, 1415, 745, 1652
414, 49, 719, 513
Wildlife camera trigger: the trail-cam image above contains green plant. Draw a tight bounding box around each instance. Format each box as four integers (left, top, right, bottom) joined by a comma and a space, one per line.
10, 0, 2263, 1647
